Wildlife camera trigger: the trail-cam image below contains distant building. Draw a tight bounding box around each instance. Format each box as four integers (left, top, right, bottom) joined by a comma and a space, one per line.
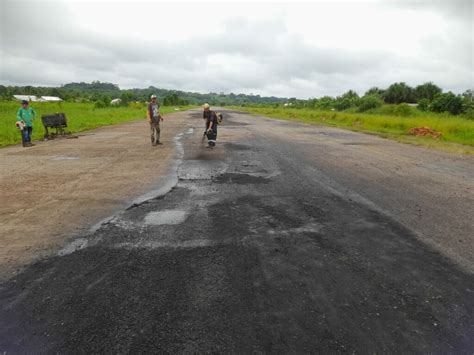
40, 96, 63, 102
13, 95, 63, 102
13, 95, 39, 102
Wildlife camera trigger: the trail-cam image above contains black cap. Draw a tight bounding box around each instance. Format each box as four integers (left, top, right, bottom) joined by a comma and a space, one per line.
22, 100, 29, 105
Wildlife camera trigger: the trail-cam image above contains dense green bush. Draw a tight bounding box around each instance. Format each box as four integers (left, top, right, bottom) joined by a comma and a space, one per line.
431, 92, 464, 115
315, 96, 334, 110
462, 108, 474, 120
357, 95, 383, 112
94, 100, 107, 109
333, 98, 352, 111
417, 98, 430, 111
393, 103, 412, 116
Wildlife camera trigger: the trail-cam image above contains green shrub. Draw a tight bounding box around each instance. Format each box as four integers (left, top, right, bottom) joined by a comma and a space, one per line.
431, 92, 464, 115
358, 95, 383, 112
94, 100, 107, 109
462, 108, 474, 120
316, 96, 334, 110
393, 103, 412, 116
333, 98, 352, 111
417, 98, 430, 111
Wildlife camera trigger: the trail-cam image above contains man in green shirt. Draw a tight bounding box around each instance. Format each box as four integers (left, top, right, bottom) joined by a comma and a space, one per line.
16, 100, 37, 147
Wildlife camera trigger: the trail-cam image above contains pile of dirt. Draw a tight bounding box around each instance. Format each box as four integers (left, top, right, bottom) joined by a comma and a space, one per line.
408, 127, 442, 139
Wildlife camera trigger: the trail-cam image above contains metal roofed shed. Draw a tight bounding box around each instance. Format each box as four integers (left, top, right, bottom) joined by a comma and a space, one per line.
13, 95, 63, 102
13, 95, 39, 102
40, 96, 63, 102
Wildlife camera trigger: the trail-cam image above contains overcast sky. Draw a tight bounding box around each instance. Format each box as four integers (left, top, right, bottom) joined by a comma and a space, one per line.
0, 0, 472, 98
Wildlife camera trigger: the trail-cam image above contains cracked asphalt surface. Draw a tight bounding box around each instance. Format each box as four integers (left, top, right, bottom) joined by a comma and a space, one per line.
1, 110, 473, 353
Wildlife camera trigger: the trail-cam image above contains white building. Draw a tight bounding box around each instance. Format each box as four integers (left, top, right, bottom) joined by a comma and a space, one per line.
13, 95, 63, 102
13, 95, 39, 102
40, 96, 63, 102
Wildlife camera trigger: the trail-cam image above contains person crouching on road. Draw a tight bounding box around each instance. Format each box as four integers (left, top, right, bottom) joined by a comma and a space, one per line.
148, 94, 163, 146
16, 100, 37, 147
203, 103, 218, 147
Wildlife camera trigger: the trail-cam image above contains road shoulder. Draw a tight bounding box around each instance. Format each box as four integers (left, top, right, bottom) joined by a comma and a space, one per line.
0, 111, 192, 280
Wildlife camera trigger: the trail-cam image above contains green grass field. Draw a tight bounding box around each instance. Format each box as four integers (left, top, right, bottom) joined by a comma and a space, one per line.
0, 101, 193, 147
232, 106, 474, 153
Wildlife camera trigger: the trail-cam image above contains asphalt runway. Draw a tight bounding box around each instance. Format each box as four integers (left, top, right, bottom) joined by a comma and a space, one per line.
1, 110, 473, 353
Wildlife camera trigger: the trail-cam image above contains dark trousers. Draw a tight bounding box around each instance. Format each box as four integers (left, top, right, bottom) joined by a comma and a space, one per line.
23, 127, 32, 144
206, 129, 217, 146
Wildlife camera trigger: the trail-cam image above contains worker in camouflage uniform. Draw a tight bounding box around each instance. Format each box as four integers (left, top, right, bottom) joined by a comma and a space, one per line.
147, 94, 163, 146
203, 103, 218, 147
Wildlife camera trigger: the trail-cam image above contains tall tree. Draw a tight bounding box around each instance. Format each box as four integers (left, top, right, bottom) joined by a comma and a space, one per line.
383, 82, 415, 104
365, 87, 384, 97
414, 82, 442, 102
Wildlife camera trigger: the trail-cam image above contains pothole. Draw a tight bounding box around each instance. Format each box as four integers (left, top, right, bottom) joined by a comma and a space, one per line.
143, 210, 187, 225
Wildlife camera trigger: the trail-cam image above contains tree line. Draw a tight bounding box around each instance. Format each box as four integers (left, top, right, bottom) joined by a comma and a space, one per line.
287, 83, 473, 117
0, 81, 286, 107
0, 81, 472, 117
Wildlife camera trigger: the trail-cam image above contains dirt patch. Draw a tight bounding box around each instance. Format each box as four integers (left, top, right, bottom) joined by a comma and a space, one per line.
0, 111, 192, 280
408, 127, 442, 139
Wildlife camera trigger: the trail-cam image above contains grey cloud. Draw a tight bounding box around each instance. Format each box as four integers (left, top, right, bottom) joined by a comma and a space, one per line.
1, 1, 472, 98
387, 0, 473, 23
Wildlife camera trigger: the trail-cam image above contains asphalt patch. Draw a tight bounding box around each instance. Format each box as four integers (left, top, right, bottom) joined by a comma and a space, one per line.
214, 173, 269, 185
0, 244, 273, 353
223, 142, 252, 151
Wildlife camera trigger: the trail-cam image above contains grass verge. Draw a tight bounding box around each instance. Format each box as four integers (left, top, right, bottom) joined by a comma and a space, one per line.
0, 101, 194, 147
230, 106, 474, 154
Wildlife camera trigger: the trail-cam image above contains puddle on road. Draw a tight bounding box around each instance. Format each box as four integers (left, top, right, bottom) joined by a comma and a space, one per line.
143, 210, 187, 226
